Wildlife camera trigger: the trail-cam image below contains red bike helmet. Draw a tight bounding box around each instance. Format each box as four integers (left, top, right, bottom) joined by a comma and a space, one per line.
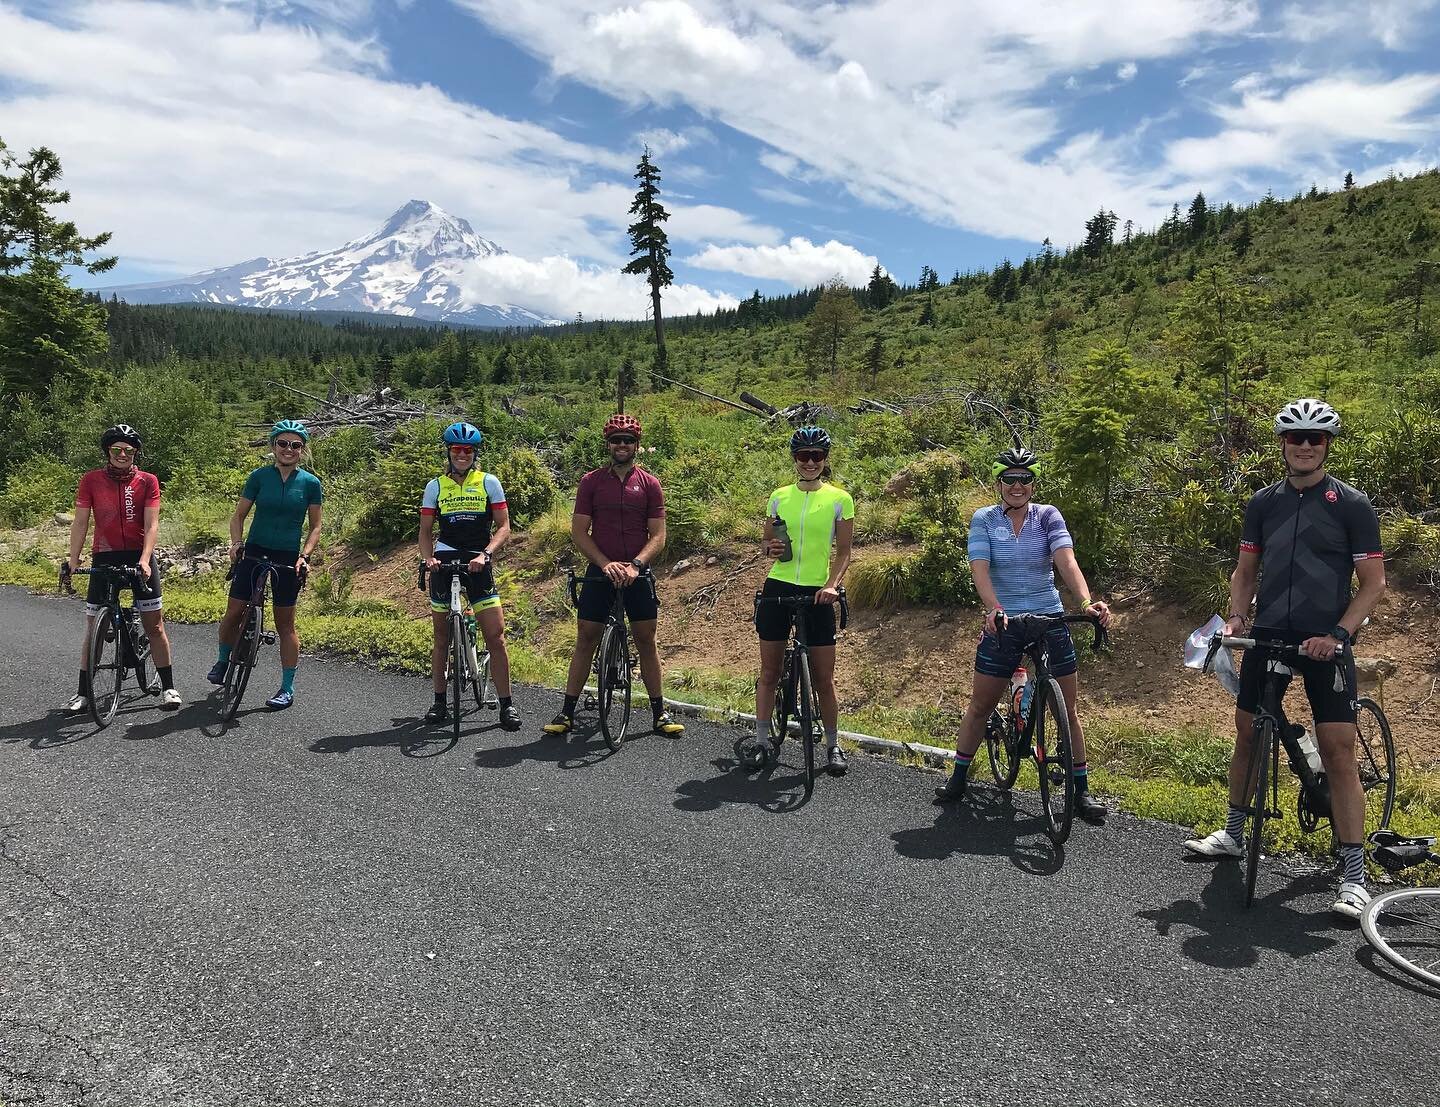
602, 413, 642, 441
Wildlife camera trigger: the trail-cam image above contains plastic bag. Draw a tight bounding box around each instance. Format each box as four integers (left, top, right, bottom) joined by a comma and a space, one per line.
1183, 615, 1240, 697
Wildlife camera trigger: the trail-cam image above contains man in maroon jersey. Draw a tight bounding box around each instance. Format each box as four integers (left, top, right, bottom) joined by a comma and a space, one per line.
60, 425, 180, 712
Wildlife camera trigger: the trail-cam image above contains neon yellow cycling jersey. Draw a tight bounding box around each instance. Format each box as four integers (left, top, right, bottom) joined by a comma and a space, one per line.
766, 482, 855, 588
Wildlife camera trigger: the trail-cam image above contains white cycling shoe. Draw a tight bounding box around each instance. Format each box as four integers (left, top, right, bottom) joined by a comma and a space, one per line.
159, 688, 182, 710
63, 694, 87, 715
1331, 881, 1370, 921
1183, 829, 1245, 858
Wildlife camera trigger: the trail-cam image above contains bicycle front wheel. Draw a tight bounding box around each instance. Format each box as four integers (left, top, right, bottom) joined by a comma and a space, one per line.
473, 649, 492, 710
1361, 887, 1440, 990
597, 623, 632, 750
450, 613, 466, 741
796, 652, 816, 797
985, 708, 1022, 788
223, 605, 263, 722
1034, 677, 1074, 844
1243, 718, 1275, 908
1354, 698, 1397, 836
87, 607, 124, 727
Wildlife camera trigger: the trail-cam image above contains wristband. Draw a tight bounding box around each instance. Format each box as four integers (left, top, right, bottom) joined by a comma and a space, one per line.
1079, 595, 1093, 609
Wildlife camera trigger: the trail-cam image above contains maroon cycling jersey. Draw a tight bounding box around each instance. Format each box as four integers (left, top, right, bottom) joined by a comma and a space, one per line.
574, 465, 665, 562
76, 467, 160, 554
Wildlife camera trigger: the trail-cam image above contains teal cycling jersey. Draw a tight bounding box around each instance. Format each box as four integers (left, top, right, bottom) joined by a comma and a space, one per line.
241, 465, 323, 553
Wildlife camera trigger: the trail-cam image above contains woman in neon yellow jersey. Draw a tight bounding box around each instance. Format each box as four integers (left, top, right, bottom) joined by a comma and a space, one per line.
745, 426, 854, 774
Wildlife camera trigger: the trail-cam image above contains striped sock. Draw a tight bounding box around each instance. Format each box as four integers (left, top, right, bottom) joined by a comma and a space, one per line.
1073, 761, 1090, 792
954, 752, 973, 775
1225, 804, 1248, 843
1338, 842, 1366, 886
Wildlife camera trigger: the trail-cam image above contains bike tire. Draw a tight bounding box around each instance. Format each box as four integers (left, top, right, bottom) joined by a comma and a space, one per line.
1244, 717, 1275, 908
1034, 677, 1074, 844
87, 607, 124, 728
450, 613, 466, 742
1361, 887, 1440, 990
128, 613, 159, 695
597, 623, 632, 751
985, 707, 1022, 789
772, 649, 795, 748
797, 652, 816, 797
473, 650, 492, 709
1353, 697, 1397, 836
223, 604, 262, 722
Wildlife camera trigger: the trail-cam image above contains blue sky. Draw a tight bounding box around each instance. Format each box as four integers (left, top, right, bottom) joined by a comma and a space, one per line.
3, 0, 1439, 318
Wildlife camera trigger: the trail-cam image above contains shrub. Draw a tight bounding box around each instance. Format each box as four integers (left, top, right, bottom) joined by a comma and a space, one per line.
309, 426, 379, 481
1381, 514, 1440, 592
74, 364, 232, 484
352, 419, 442, 548
491, 447, 558, 527
847, 552, 916, 608
0, 456, 80, 527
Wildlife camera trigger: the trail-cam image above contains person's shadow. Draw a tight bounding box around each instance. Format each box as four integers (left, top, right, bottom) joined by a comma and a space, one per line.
122, 701, 217, 743
1138, 860, 1339, 968
673, 741, 818, 814
890, 784, 1064, 876
310, 713, 499, 759
0, 708, 101, 750
471, 721, 614, 772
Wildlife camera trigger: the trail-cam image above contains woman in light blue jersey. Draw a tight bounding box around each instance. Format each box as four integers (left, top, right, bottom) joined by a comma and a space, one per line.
934, 447, 1111, 821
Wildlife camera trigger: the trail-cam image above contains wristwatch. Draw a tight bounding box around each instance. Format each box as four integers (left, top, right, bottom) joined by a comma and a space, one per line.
1330, 625, 1351, 645
631, 558, 646, 571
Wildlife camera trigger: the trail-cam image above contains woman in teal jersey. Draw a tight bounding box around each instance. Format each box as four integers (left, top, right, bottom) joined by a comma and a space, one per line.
745, 427, 854, 774
206, 419, 323, 711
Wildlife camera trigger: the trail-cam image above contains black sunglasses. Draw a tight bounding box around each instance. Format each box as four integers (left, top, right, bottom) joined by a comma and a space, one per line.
607, 436, 638, 445
793, 450, 828, 464
999, 472, 1035, 486
1282, 431, 1329, 447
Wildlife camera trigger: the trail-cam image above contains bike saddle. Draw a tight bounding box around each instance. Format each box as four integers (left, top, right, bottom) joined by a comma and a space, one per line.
1374, 843, 1437, 873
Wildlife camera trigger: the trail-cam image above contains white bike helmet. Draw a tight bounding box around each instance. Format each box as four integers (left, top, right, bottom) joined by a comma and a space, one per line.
1274, 398, 1341, 436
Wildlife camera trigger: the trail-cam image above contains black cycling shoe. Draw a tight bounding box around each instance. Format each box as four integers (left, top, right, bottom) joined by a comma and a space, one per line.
499, 704, 522, 731
827, 745, 849, 775
424, 701, 448, 724
738, 737, 771, 770
935, 765, 968, 803
1076, 791, 1108, 824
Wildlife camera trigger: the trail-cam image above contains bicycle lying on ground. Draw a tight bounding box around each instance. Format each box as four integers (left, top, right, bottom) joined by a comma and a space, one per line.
984, 612, 1108, 845
753, 587, 849, 798
566, 566, 654, 751
219, 555, 294, 722
63, 564, 160, 728
1203, 634, 1396, 907
418, 559, 496, 741
1362, 830, 1440, 989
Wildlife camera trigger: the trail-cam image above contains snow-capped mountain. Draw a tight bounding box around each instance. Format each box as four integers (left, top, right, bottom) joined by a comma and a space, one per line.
97, 200, 560, 328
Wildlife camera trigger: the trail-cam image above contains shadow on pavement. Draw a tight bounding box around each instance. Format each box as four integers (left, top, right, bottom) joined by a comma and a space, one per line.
1353, 943, 1440, 998
672, 746, 818, 814
890, 785, 1064, 876
122, 701, 217, 742
0, 709, 101, 749
1137, 861, 1338, 968
311, 713, 499, 758
472, 725, 610, 771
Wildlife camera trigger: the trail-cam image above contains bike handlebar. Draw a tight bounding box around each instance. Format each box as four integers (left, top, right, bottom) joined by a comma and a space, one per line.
417, 556, 488, 592
224, 554, 308, 586
63, 563, 153, 597
1203, 634, 1351, 695
754, 586, 849, 631
564, 565, 655, 611
996, 610, 1108, 652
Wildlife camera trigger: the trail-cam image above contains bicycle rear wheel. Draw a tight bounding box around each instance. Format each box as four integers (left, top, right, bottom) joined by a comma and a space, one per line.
223, 604, 262, 722
1243, 718, 1275, 908
772, 649, 795, 748
985, 707, 1022, 788
127, 612, 159, 695
1361, 887, 1440, 990
87, 608, 124, 728
1353, 698, 1397, 836
597, 623, 632, 750
796, 652, 816, 797
450, 613, 466, 741
473, 649, 493, 709
1034, 677, 1074, 844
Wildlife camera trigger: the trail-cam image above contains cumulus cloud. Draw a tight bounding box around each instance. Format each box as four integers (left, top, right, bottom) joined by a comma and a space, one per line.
1117, 62, 1138, 81
686, 237, 878, 287
460, 253, 737, 320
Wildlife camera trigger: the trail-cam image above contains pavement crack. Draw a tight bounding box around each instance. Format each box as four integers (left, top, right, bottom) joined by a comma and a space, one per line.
0, 823, 85, 912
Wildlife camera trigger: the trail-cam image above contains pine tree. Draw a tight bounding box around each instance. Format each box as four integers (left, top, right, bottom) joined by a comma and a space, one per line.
1345, 191, 1359, 216
804, 279, 860, 380
918, 295, 936, 326
1187, 191, 1209, 239
1082, 208, 1117, 258
866, 264, 896, 308
1343, 171, 1355, 191
950, 270, 961, 286
1232, 218, 1253, 259
621, 149, 674, 376
865, 334, 885, 385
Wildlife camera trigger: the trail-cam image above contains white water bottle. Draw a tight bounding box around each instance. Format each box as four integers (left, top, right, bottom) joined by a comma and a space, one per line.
1294, 726, 1324, 777
1010, 668, 1030, 723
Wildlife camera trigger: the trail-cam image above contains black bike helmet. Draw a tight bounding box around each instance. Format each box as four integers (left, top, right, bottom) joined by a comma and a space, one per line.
990, 446, 1040, 481
790, 426, 832, 453
100, 424, 142, 452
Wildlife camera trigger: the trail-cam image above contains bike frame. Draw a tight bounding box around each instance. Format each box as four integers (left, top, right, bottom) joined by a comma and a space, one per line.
70, 564, 156, 727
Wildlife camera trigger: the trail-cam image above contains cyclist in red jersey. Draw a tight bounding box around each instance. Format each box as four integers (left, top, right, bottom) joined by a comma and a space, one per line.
61, 425, 180, 712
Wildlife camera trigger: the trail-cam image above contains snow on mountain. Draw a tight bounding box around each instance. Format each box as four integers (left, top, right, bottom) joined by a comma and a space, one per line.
97, 200, 562, 328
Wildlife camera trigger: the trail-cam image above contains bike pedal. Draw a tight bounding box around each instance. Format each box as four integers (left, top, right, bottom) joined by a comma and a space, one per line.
262, 632, 277, 645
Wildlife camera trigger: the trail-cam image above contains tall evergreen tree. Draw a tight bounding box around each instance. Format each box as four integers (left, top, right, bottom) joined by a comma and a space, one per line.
1343, 171, 1355, 191
621, 149, 674, 377
804, 279, 860, 380
1186, 191, 1209, 239
866, 264, 896, 308
865, 334, 885, 385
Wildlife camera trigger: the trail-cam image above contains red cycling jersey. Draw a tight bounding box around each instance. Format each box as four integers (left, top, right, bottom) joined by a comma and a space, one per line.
76, 467, 160, 554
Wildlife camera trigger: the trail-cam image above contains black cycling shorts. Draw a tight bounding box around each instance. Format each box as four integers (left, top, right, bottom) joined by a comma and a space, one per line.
228, 544, 304, 608
428, 551, 500, 613
754, 578, 837, 648
1235, 630, 1357, 725
84, 550, 162, 616
577, 566, 659, 624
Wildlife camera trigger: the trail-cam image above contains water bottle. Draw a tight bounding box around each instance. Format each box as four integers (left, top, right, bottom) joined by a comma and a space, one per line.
770, 515, 793, 561
1293, 725, 1324, 777
1010, 668, 1030, 725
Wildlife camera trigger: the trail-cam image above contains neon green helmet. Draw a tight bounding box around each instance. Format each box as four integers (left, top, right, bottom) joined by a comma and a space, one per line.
990, 446, 1040, 481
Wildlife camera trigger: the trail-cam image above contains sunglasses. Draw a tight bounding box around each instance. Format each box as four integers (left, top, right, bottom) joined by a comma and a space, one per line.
107, 445, 136, 456
999, 472, 1035, 486
274, 439, 305, 451
448, 445, 475, 454
793, 451, 828, 464
1282, 431, 1330, 447
607, 436, 638, 445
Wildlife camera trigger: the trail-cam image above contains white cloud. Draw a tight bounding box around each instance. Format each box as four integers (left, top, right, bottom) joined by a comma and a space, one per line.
1279, 0, 1440, 51
753, 185, 814, 207
686, 236, 877, 286
459, 253, 737, 319
1117, 62, 1138, 81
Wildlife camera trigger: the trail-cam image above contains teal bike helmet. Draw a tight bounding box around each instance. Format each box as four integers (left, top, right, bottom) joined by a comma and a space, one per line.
442, 422, 483, 446
269, 419, 309, 443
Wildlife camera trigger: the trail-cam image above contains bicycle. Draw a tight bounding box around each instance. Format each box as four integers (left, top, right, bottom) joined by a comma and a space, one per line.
566, 566, 654, 751
1202, 634, 1396, 907
753, 587, 849, 798
1361, 830, 1440, 990
64, 564, 161, 728
219, 555, 293, 722
983, 612, 1108, 845
418, 559, 497, 741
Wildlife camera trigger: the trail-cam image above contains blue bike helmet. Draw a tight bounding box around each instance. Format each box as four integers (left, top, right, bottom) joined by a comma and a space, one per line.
789, 426, 832, 453
269, 419, 309, 443
442, 422, 483, 446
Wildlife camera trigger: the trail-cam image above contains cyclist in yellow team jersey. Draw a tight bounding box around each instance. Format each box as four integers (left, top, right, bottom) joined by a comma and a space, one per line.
418, 422, 521, 731
744, 426, 854, 774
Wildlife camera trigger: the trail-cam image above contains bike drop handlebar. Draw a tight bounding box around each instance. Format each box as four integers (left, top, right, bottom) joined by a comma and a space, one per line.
754, 586, 849, 631
564, 564, 655, 610
417, 556, 488, 592
995, 610, 1108, 652
63, 563, 153, 598
1203, 634, 1352, 695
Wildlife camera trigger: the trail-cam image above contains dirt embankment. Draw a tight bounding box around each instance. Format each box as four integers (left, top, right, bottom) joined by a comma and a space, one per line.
338, 539, 1440, 767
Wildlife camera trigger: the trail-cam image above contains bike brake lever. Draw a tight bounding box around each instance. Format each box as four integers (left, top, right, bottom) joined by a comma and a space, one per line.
1202, 636, 1222, 674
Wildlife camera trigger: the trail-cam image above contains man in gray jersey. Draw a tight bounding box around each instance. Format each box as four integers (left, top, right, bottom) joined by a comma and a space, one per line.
1184, 399, 1386, 922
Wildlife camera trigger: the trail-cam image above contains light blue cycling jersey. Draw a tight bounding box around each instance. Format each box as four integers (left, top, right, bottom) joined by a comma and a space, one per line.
966, 502, 1073, 615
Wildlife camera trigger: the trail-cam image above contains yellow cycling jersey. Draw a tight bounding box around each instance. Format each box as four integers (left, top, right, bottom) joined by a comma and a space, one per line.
766, 482, 855, 588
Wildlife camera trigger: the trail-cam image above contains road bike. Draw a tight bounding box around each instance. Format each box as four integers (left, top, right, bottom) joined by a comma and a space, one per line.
1203, 634, 1396, 907
418, 559, 496, 741
65, 564, 160, 728
754, 587, 848, 798
220, 555, 294, 722
567, 566, 654, 751
983, 612, 1108, 845
1361, 830, 1440, 989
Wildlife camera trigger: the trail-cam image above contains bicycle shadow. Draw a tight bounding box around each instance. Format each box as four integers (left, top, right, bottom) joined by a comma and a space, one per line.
471, 724, 611, 772
311, 713, 499, 759
672, 747, 818, 814
1137, 861, 1338, 968
1353, 942, 1440, 998
890, 785, 1064, 876
0, 709, 102, 750
122, 701, 217, 743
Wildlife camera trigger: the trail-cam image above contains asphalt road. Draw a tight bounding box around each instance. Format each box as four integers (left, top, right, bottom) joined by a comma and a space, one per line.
1, 586, 1435, 1107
